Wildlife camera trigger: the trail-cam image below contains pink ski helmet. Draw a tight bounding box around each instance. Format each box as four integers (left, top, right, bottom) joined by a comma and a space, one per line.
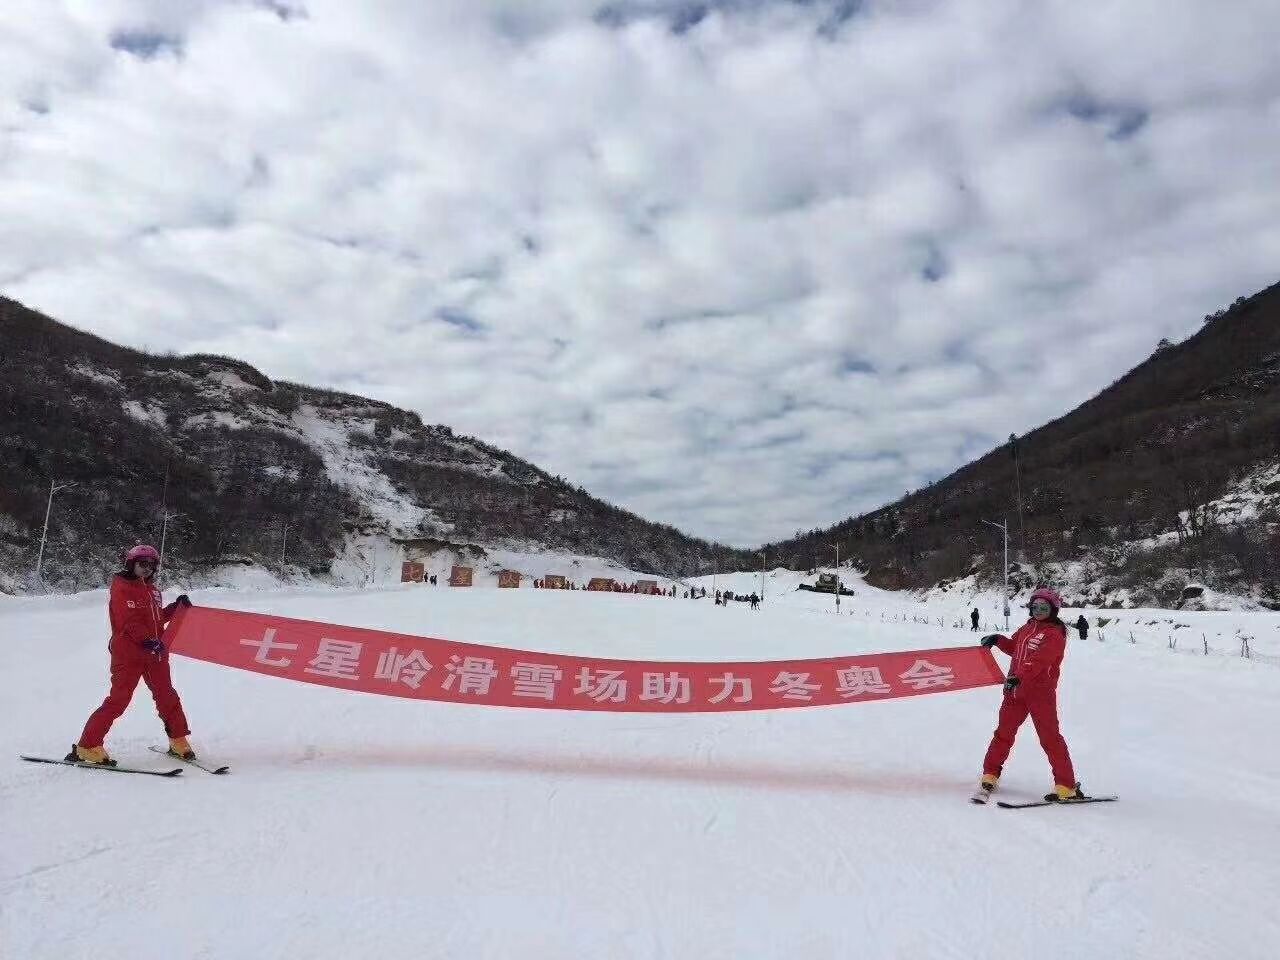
1028, 587, 1063, 610
124, 544, 160, 567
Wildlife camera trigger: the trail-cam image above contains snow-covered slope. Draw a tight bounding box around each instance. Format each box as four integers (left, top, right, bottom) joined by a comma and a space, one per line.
1199, 458, 1280, 526
705, 565, 1280, 660
3, 576, 1278, 958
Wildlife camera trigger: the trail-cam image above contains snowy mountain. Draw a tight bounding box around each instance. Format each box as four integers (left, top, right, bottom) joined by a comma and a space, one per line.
766, 282, 1280, 609
4, 568, 1278, 958
4, 281, 1277, 606
0, 297, 751, 593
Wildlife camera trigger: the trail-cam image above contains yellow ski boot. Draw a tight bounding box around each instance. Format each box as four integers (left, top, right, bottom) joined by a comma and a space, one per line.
1045, 782, 1086, 802
66, 743, 117, 767
971, 773, 999, 804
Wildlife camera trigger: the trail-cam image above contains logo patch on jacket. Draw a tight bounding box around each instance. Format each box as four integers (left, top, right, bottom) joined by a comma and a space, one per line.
126, 600, 136, 608
1029, 633, 1044, 649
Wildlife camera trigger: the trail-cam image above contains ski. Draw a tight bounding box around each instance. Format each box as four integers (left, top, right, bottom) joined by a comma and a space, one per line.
149, 745, 229, 775
997, 795, 1117, 809
20, 755, 183, 777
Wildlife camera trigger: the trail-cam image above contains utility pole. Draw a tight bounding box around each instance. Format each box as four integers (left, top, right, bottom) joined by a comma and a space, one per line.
757, 550, 766, 604
158, 460, 178, 573
34, 479, 73, 589
982, 518, 1011, 631
828, 541, 841, 613
158, 510, 182, 570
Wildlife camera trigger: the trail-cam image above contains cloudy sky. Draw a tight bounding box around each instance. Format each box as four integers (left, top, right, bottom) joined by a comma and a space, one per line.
2, 0, 1278, 546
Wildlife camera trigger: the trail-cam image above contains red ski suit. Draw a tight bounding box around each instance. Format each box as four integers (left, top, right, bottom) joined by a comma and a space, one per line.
78, 573, 190, 748
981, 618, 1075, 788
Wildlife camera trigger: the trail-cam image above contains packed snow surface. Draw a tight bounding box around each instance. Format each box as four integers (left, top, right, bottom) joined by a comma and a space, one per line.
3, 569, 1278, 959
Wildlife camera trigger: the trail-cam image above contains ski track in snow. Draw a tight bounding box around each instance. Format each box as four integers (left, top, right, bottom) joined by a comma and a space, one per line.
2, 576, 1279, 959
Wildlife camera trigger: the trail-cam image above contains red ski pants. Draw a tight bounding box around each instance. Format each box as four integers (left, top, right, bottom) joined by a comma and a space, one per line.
982, 687, 1075, 787
79, 652, 190, 748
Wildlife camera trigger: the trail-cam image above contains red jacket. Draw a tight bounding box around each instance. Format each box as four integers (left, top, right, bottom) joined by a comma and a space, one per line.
108, 573, 180, 656
992, 618, 1068, 692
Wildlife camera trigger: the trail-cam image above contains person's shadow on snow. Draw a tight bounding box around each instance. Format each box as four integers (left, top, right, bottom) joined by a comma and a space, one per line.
240, 744, 969, 795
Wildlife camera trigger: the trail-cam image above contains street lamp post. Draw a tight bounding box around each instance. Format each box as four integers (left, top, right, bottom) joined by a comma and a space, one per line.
828, 541, 841, 613
982, 518, 1011, 631
34, 479, 73, 589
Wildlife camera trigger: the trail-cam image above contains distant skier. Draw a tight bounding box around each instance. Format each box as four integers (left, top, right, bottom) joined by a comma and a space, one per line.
69, 545, 196, 766
970, 608, 980, 631
1076, 614, 1089, 639
975, 587, 1085, 803
749, 593, 760, 610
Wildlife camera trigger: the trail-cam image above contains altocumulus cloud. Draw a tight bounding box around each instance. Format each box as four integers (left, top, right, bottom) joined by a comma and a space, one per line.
2, 0, 1279, 546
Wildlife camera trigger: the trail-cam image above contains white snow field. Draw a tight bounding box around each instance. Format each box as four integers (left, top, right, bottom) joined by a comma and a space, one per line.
3, 573, 1279, 960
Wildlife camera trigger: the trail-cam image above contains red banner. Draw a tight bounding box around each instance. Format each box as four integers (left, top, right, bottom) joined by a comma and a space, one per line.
165, 606, 1004, 713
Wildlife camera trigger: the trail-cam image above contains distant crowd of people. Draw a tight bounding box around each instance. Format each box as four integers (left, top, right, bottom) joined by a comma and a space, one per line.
411, 573, 770, 605
715, 590, 760, 610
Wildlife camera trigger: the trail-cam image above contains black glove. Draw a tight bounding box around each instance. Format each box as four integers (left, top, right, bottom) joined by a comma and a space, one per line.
174, 594, 192, 608
141, 638, 165, 658
980, 635, 1002, 648
1002, 676, 1020, 695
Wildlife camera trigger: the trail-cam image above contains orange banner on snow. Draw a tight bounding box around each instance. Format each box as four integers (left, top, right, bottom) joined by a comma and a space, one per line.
165, 606, 1004, 713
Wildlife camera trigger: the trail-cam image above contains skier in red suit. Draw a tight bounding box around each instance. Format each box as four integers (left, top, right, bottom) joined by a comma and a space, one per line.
975, 587, 1085, 802
69, 544, 197, 766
